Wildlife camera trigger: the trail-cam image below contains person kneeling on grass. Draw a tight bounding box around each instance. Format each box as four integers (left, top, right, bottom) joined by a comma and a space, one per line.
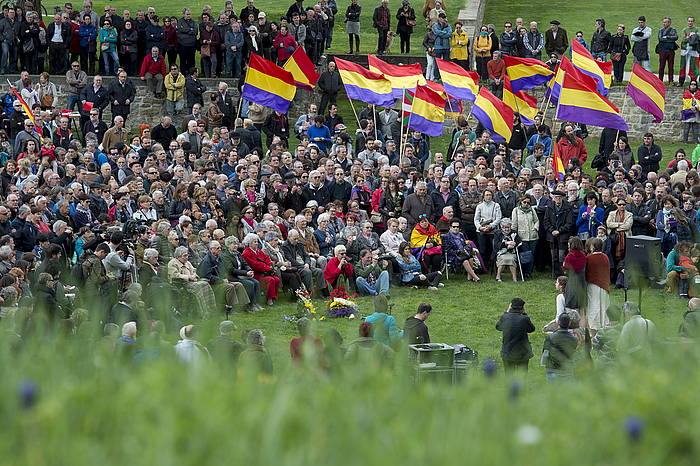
355, 249, 390, 296
541, 311, 578, 381
323, 244, 354, 292
396, 241, 443, 290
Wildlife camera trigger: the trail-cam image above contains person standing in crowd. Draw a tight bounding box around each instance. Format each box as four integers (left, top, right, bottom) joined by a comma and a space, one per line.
637, 132, 662, 176
66, 61, 87, 112
396, 0, 416, 55
679, 16, 699, 86
177, 8, 198, 74
523, 21, 544, 60
487, 50, 505, 97
345, 0, 361, 54
109, 70, 136, 123
657, 17, 678, 85
499, 21, 517, 57
474, 25, 492, 81
496, 297, 534, 374
164, 64, 185, 119
423, 20, 437, 81
609, 24, 631, 84
451, 21, 470, 70
0, 8, 20, 75
631, 15, 652, 71
404, 302, 431, 344
432, 13, 452, 62
99, 19, 119, 76
545, 20, 568, 58
683, 80, 700, 144
591, 18, 611, 61
318, 61, 341, 116
373, 0, 390, 56
47, 13, 73, 75
225, 19, 244, 78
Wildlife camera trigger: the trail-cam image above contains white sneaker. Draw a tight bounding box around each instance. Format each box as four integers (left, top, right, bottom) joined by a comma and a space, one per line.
428, 286, 438, 291
437, 283, 445, 288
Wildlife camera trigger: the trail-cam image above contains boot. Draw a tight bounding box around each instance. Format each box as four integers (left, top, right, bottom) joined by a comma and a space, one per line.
355, 36, 360, 54
348, 36, 353, 54
680, 278, 690, 299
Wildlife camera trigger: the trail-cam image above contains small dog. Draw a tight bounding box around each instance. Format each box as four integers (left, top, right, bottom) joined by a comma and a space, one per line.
375, 31, 396, 54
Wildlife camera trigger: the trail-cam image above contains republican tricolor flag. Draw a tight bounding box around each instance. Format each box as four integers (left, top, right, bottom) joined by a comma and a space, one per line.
407, 85, 446, 137
626, 63, 666, 123
283, 47, 320, 91
472, 87, 514, 143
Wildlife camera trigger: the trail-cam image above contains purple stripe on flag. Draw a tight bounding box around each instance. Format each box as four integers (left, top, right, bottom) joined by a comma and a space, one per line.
443, 82, 476, 102
343, 83, 395, 107
407, 113, 443, 137
682, 109, 696, 121
627, 84, 664, 123
471, 105, 506, 143
510, 74, 552, 93
576, 67, 608, 96
241, 84, 292, 114
557, 104, 628, 131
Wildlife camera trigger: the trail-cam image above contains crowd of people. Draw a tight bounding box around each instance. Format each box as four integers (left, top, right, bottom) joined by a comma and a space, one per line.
1, 2, 700, 377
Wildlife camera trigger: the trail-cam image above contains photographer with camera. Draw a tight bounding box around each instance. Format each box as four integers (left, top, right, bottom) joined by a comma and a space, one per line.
354, 249, 390, 296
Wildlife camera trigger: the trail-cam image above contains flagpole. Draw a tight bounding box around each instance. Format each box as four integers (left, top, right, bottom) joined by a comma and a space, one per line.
450, 93, 475, 161
347, 96, 361, 128
399, 86, 406, 164
236, 64, 252, 123
373, 105, 378, 140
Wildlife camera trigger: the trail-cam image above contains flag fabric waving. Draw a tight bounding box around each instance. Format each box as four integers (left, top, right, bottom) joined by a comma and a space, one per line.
283, 47, 320, 91
472, 87, 514, 143
571, 39, 613, 96
425, 80, 463, 118
682, 89, 700, 121
545, 56, 599, 106
502, 76, 538, 125
335, 57, 395, 107
502, 55, 554, 92
9, 84, 42, 137
435, 57, 479, 101
626, 62, 666, 123
368, 55, 426, 98
407, 85, 446, 137
402, 89, 414, 128
556, 70, 628, 131
242, 54, 297, 113
552, 145, 566, 181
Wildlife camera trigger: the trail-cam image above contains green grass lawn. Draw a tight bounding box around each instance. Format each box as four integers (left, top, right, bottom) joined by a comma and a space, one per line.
484, 0, 698, 73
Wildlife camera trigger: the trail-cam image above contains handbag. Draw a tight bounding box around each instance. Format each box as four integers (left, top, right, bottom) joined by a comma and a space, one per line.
100, 42, 109, 51
518, 249, 534, 265
407, 19, 417, 27
201, 44, 211, 57
370, 211, 382, 223
41, 94, 54, 107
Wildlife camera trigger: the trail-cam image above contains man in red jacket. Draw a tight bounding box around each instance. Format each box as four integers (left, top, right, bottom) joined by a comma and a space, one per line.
556, 123, 588, 167
140, 46, 167, 97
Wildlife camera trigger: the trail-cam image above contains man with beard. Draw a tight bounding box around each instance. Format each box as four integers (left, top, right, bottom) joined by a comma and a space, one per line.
556, 124, 588, 167
402, 181, 434, 229
543, 190, 574, 277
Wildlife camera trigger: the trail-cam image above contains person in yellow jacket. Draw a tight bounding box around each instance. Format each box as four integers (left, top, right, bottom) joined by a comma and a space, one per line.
474, 25, 492, 80
164, 64, 186, 116
450, 21, 470, 71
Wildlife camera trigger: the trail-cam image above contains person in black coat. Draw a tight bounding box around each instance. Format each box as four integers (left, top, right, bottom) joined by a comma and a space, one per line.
151, 117, 178, 147
185, 68, 208, 112
35, 273, 65, 321
598, 127, 627, 159
221, 236, 261, 311
109, 71, 137, 122
79, 76, 110, 127
543, 191, 574, 277
404, 303, 431, 344
317, 61, 341, 116
46, 15, 73, 74
637, 132, 662, 176
496, 297, 534, 373
262, 111, 289, 147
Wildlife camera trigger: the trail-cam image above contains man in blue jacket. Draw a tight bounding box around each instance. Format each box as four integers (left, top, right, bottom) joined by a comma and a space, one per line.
307, 116, 332, 153
433, 13, 452, 61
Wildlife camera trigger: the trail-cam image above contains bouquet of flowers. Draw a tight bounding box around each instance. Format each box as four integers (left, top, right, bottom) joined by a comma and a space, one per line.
283, 288, 323, 323
326, 287, 359, 319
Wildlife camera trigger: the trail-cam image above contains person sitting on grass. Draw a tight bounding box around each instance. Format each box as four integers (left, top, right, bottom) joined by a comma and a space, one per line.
365, 294, 403, 348
290, 317, 324, 363
323, 244, 354, 292
345, 321, 395, 365
541, 311, 578, 381
396, 241, 443, 290
354, 249, 390, 296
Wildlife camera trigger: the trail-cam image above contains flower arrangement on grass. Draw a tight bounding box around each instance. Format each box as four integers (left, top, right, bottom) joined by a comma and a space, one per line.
283, 288, 324, 323
326, 287, 359, 318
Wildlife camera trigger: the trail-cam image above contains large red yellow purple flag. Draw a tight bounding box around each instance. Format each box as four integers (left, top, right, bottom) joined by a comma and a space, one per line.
335, 57, 394, 107
544, 55, 598, 106
283, 47, 320, 91
242, 54, 296, 113
368, 55, 426, 98
472, 87, 514, 143
502, 55, 554, 92
407, 85, 446, 137
9, 84, 42, 138
571, 39, 613, 96
552, 145, 566, 181
556, 70, 628, 131
502, 76, 538, 125
425, 80, 462, 118
435, 57, 479, 101
682, 90, 700, 121
626, 62, 665, 123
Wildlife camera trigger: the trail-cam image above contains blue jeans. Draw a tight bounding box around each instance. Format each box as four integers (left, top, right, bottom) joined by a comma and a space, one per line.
525, 53, 542, 61
102, 50, 119, 75
634, 57, 651, 72
356, 270, 390, 296
226, 50, 242, 78
1, 40, 17, 73
66, 94, 81, 112
592, 51, 607, 61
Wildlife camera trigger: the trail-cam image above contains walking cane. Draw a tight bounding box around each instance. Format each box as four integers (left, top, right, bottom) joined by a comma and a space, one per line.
515, 243, 525, 282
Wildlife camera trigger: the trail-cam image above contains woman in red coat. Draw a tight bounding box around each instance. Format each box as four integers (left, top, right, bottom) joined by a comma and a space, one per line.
242, 233, 281, 306
323, 244, 354, 291
585, 237, 611, 337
